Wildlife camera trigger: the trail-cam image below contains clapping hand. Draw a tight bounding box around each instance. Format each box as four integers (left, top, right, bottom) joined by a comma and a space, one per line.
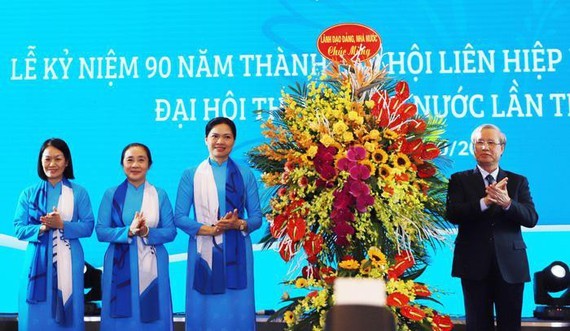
485, 177, 511, 208
129, 211, 146, 236
40, 206, 63, 230
215, 209, 239, 231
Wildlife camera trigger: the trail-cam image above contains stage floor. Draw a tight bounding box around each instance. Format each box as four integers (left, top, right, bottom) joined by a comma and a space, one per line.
0, 313, 285, 331
1, 313, 569, 330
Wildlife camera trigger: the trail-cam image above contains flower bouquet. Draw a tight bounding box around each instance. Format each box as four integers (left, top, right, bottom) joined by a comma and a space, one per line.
248, 59, 452, 331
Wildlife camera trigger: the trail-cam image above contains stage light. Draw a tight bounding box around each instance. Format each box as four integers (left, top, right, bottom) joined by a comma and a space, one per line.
533, 261, 570, 320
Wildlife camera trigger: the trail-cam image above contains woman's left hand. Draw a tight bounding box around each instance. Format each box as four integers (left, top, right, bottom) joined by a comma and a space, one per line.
216, 209, 240, 230
41, 207, 64, 229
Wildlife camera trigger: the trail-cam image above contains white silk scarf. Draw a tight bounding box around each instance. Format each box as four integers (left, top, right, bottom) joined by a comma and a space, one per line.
135, 182, 159, 299
53, 183, 74, 310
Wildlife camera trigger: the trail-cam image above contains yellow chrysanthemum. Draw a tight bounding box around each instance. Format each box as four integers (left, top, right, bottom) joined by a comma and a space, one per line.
338, 259, 360, 270
319, 134, 335, 147
348, 110, 364, 125
369, 129, 381, 140
372, 149, 389, 164
364, 141, 376, 153
332, 121, 348, 135
295, 278, 308, 288
342, 131, 354, 142
346, 110, 357, 119
368, 246, 387, 267
393, 153, 411, 169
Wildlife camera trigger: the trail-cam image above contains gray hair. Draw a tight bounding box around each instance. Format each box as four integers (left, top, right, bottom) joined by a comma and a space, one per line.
470, 124, 507, 146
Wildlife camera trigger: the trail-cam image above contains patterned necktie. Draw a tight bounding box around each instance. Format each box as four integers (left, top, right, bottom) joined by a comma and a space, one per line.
485, 174, 495, 185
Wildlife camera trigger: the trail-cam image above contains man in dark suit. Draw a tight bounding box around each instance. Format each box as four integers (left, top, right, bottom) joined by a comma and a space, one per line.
446, 124, 538, 331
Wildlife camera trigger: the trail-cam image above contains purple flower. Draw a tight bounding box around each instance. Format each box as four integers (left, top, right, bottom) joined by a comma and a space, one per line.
336, 157, 355, 171
355, 194, 375, 213
349, 180, 371, 197
333, 221, 355, 246
347, 145, 367, 161
315, 144, 338, 163
331, 207, 355, 223
314, 144, 339, 180
333, 186, 354, 208
349, 163, 371, 181
315, 163, 337, 180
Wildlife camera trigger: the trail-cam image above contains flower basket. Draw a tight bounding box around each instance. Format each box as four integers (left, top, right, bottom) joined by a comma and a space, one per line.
248, 59, 453, 331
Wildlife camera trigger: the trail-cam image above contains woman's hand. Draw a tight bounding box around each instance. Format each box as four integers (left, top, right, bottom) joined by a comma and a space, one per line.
40, 207, 64, 229
39, 224, 48, 234
215, 209, 240, 230
210, 225, 223, 236
129, 211, 146, 237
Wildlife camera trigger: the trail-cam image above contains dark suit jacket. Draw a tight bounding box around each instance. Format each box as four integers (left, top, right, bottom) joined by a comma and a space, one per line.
446, 167, 538, 283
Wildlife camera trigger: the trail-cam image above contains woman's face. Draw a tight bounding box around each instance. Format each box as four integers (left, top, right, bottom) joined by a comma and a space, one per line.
42, 146, 68, 184
206, 123, 235, 164
122, 146, 149, 187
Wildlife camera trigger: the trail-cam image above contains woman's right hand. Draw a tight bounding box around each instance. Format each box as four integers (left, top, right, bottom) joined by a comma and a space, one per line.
197, 224, 223, 236
210, 225, 223, 236
215, 209, 239, 231
39, 224, 48, 234
129, 211, 145, 236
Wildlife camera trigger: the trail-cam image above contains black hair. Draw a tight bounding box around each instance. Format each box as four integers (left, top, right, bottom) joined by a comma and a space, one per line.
37, 138, 75, 180
205, 117, 237, 139
120, 142, 153, 167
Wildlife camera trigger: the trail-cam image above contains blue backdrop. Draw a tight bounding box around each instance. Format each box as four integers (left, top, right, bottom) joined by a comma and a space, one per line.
1, 0, 568, 318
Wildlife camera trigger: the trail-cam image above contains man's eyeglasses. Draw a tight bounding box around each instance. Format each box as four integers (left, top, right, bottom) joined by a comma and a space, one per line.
474, 140, 503, 148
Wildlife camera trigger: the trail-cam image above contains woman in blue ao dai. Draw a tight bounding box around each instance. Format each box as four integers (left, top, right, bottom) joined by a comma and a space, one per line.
175, 117, 262, 331
97, 143, 177, 330
14, 138, 95, 331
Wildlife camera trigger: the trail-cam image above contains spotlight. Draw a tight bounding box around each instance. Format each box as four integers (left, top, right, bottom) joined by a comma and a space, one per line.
533, 261, 570, 320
